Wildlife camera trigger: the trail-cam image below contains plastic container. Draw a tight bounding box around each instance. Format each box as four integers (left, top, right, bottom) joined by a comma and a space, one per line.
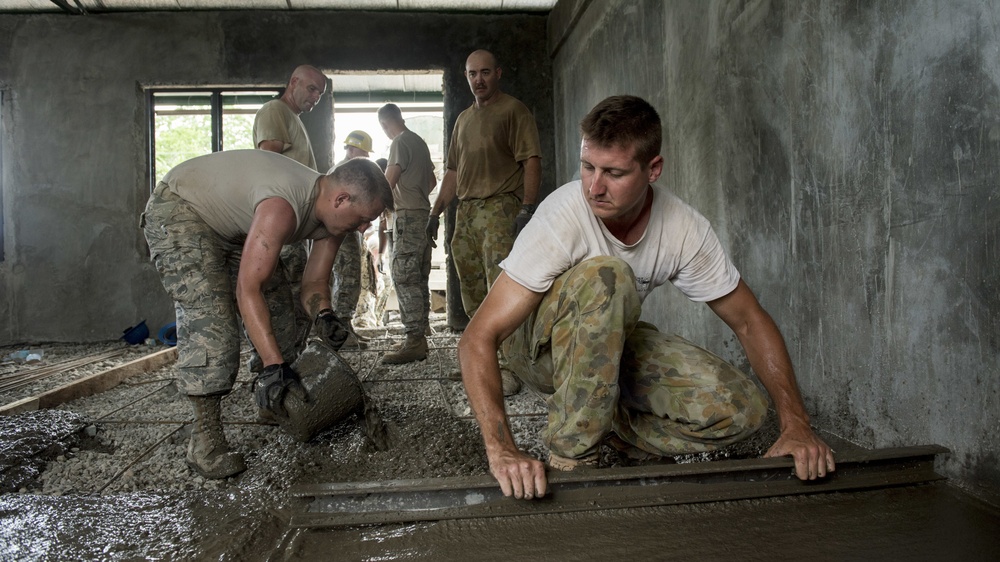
157, 322, 177, 346
122, 321, 149, 345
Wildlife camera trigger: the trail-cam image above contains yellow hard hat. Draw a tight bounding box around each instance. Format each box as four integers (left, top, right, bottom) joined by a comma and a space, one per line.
344, 130, 373, 153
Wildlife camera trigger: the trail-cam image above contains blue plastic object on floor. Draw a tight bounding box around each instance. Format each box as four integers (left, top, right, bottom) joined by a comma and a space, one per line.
158, 322, 177, 347
122, 320, 149, 345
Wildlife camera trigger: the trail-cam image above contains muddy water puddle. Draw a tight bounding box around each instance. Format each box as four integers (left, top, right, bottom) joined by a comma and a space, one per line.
0, 489, 284, 561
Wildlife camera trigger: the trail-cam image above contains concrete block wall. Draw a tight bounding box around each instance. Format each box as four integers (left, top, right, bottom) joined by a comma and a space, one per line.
549, 0, 999, 500
1, 0, 997, 502
0, 10, 553, 345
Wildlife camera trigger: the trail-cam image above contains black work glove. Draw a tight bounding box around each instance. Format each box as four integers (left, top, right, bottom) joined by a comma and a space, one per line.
426, 215, 440, 248
253, 362, 308, 417
315, 308, 351, 350
513, 204, 536, 238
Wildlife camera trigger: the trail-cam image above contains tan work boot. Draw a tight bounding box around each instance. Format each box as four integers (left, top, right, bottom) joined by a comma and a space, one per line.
342, 331, 368, 350
186, 395, 247, 479
547, 451, 599, 471
604, 433, 673, 464
382, 333, 428, 364
500, 368, 521, 397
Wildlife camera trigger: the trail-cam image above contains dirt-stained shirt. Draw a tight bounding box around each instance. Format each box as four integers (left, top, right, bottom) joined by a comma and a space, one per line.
387, 129, 435, 211
163, 149, 324, 244
501, 180, 740, 303
253, 99, 318, 171
446, 92, 541, 200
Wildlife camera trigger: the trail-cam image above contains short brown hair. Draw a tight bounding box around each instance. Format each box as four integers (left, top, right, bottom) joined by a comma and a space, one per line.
377, 103, 403, 122
580, 95, 662, 165
329, 158, 395, 212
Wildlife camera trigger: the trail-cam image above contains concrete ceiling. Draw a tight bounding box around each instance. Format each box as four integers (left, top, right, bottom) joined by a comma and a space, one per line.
1, 0, 557, 15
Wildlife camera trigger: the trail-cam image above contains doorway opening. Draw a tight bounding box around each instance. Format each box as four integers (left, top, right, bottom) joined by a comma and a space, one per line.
328, 71, 447, 322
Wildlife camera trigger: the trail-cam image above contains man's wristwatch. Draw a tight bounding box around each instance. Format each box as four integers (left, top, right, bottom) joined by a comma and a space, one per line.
521, 203, 537, 214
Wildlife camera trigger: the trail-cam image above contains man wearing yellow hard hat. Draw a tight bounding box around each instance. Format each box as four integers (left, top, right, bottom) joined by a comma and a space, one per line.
342, 129, 373, 160
330, 130, 375, 349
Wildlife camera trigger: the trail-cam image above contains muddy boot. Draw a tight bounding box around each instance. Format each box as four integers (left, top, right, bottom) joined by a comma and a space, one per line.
500, 368, 522, 397
547, 451, 599, 471
382, 334, 428, 365
604, 433, 674, 465
186, 395, 247, 479
341, 331, 368, 350
256, 407, 277, 424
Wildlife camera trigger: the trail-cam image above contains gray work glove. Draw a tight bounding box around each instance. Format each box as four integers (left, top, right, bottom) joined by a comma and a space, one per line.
253, 362, 308, 417
426, 215, 440, 248
315, 308, 351, 350
513, 204, 536, 238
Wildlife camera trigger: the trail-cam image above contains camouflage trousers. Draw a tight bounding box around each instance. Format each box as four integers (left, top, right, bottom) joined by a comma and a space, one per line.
391, 210, 432, 335
502, 256, 768, 459
354, 242, 379, 327
332, 231, 362, 320
451, 193, 519, 318
278, 241, 313, 353
142, 183, 300, 396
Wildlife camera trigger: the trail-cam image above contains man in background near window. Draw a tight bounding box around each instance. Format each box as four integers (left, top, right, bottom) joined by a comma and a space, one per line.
329, 130, 376, 349
428, 49, 542, 396
377, 103, 436, 364
251, 64, 327, 368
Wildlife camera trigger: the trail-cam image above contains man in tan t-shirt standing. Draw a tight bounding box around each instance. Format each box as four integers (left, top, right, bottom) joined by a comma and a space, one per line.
252, 64, 327, 370
428, 49, 542, 395
378, 103, 437, 364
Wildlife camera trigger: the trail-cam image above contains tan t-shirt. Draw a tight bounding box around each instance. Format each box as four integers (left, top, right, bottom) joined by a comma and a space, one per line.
253, 99, 318, 170
387, 129, 435, 211
164, 149, 324, 243
446, 92, 541, 200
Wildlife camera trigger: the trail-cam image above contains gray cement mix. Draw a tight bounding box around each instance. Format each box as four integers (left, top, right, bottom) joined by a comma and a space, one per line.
0, 314, 996, 560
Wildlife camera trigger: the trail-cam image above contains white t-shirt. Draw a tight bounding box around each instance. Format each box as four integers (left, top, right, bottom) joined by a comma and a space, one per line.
500, 180, 740, 303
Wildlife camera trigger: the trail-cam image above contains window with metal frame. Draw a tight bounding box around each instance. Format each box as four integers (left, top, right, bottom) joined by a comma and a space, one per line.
146, 88, 281, 192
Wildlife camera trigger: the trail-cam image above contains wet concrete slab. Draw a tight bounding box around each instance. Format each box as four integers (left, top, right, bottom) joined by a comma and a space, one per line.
1, 319, 998, 560
281, 482, 1000, 561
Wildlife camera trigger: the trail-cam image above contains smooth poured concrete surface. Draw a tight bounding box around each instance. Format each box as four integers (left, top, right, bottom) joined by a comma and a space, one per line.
282, 482, 1000, 561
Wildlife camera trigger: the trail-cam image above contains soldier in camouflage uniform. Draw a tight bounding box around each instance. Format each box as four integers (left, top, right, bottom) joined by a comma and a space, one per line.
428, 50, 542, 394
143, 151, 392, 479
458, 96, 835, 501
330, 130, 376, 350
377, 103, 436, 364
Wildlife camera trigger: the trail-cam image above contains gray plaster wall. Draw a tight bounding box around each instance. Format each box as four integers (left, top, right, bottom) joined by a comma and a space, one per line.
0, 11, 553, 345
550, 0, 1000, 499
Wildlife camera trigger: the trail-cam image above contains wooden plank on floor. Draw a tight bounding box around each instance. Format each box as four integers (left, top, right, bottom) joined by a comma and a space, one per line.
0, 395, 41, 416
0, 348, 179, 415
36, 347, 178, 409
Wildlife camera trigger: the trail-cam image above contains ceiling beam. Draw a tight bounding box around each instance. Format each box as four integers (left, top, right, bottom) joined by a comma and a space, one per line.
48, 0, 86, 15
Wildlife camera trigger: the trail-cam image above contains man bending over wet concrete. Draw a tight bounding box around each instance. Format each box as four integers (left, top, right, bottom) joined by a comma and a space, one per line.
142, 150, 392, 479
457, 95, 835, 500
